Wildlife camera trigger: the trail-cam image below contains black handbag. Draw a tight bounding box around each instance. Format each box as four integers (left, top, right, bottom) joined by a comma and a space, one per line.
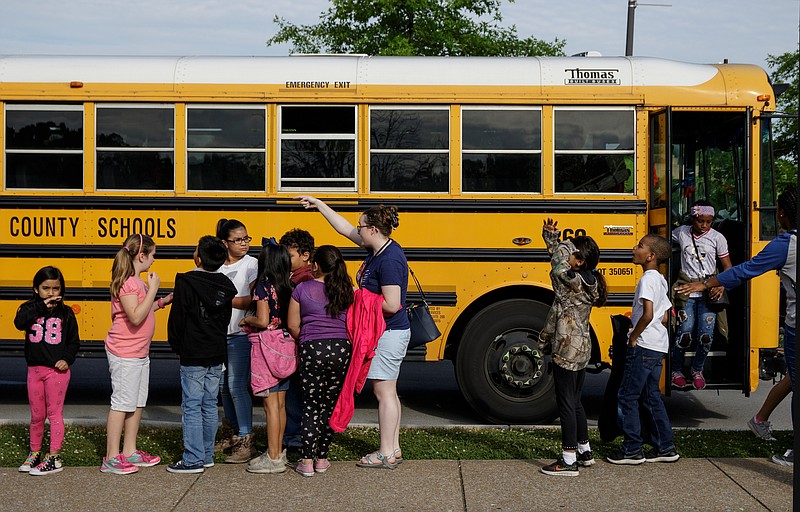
407, 265, 441, 349
705, 288, 730, 312
689, 233, 729, 312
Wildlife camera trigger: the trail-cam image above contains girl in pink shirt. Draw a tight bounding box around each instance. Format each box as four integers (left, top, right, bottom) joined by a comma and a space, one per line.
101, 233, 172, 475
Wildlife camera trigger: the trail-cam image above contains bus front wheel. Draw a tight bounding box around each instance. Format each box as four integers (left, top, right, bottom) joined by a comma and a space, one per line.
456, 298, 557, 424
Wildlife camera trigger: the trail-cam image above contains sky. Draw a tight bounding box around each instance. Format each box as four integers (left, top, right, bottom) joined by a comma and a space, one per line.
0, 0, 797, 72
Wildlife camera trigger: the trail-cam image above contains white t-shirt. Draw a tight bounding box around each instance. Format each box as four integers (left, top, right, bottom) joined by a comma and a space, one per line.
220, 254, 258, 335
630, 269, 672, 353
672, 225, 729, 298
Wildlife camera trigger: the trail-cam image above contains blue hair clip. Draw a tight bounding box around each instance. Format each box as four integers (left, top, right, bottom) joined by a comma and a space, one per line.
261, 236, 279, 247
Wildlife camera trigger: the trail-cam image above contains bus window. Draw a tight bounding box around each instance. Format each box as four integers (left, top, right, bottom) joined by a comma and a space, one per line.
462, 107, 542, 193
96, 105, 175, 190
760, 118, 779, 240
370, 107, 449, 192
187, 106, 266, 191
5, 105, 83, 189
279, 105, 356, 190
554, 108, 635, 194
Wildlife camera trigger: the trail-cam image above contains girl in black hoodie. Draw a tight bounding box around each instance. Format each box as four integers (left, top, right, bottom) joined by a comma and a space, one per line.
14, 266, 80, 475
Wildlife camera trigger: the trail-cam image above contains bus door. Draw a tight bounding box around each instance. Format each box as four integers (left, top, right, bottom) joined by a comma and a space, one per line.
654, 109, 752, 393
648, 109, 675, 394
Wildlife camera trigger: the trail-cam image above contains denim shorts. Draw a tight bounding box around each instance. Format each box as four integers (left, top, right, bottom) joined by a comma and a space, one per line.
106, 350, 150, 412
367, 328, 411, 381
268, 377, 290, 393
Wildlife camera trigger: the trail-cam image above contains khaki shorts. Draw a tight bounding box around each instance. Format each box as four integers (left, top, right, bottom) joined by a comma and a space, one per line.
106, 349, 150, 412
366, 328, 411, 381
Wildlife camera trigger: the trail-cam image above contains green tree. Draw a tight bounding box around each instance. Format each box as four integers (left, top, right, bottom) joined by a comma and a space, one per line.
267, 0, 565, 57
767, 50, 798, 191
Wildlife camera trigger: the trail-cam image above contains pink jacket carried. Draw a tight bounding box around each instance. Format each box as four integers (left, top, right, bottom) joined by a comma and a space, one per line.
329, 288, 385, 432
249, 328, 298, 397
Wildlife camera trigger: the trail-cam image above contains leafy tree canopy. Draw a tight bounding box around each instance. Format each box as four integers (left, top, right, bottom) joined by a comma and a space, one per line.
766, 50, 798, 191
267, 0, 565, 57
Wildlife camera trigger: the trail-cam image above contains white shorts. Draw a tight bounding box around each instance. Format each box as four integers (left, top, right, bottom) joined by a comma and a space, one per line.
106, 349, 150, 412
367, 328, 411, 381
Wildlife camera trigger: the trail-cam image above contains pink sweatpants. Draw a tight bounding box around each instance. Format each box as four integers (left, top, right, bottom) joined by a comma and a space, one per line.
27, 366, 71, 452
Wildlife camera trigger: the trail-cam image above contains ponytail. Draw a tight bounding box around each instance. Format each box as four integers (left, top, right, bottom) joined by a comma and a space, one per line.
313, 245, 354, 317
110, 233, 154, 297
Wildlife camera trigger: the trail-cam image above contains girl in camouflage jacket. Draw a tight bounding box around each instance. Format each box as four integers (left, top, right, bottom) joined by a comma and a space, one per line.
539, 218, 607, 477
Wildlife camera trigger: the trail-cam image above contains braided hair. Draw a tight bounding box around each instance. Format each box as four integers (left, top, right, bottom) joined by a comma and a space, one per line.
778, 187, 798, 229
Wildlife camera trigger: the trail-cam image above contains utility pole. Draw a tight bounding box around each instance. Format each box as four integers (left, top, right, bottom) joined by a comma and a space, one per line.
625, 0, 671, 56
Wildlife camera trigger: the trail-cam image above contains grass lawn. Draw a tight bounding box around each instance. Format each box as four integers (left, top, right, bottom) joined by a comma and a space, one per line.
0, 424, 791, 467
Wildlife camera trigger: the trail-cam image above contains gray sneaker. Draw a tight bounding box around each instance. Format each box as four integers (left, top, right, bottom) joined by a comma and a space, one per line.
748, 416, 777, 441
247, 452, 288, 474
771, 449, 793, 467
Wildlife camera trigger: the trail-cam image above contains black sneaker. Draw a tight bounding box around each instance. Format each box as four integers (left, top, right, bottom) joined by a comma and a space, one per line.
645, 448, 680, 463
166, 460, 205, 474
540, 458, 579, 477
606, 449, 645, 465
576, 450, 595, 467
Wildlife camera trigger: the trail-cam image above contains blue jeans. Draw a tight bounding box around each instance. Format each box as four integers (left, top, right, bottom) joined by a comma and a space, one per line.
220, 334, 252, 436
180, 364, 223, 466
672, 296, 716, 373
617, 345, 675, 454
283, 373, 302, 448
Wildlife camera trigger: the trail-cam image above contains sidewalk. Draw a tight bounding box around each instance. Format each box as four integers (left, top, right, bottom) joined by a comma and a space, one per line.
2, 457, 792, 512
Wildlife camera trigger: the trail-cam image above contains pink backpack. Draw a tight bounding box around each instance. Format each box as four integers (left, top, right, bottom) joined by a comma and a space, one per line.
249, 329, 298, 395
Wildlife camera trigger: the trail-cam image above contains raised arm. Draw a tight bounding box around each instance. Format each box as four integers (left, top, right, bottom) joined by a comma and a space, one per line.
296, 195, 363, 246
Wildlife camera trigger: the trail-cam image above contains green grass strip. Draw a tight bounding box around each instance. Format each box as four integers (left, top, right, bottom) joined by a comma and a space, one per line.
0, 424, 790, 467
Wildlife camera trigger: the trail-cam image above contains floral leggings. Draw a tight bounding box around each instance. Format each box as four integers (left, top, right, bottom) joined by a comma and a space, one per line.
27, 365, 71, 452
299, 338, 351, 460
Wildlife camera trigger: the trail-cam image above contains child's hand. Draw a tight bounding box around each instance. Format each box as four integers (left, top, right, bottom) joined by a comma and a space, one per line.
44, 296, 62, 309
709, 286, 725, 300
147, 272, 161, 290
542, 218, 559, 233
162, 292, 174, 306
54, 360, 68, 371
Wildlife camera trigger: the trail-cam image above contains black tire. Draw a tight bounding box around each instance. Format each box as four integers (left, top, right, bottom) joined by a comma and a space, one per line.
455, 298, 557, 424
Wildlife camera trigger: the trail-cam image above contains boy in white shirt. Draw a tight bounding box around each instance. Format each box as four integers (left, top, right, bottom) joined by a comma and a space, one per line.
607, 234, 680, 465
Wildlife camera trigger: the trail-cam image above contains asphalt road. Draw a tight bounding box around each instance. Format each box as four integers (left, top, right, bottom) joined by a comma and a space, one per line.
0, 356, 792, 431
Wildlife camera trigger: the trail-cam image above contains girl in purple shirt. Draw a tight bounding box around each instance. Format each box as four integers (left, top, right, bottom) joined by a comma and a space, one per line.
287, 245, 354, 477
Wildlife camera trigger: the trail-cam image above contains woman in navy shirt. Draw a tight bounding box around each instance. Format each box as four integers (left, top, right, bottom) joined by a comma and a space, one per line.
296, 195, 410, 469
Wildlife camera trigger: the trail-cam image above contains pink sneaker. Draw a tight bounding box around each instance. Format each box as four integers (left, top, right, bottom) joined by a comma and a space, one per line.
100, 454, 139, 475
126, 450, 161, 467
671, 371, 687, 388
692, 370, 706, 390
314, 459, 331, 473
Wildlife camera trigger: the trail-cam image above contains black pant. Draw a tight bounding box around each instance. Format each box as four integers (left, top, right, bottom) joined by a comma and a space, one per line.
552, 364, 589, 451
299, 338, 351, 460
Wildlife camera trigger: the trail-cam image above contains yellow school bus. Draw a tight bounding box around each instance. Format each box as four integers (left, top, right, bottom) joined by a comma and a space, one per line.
0, 55, 782, 423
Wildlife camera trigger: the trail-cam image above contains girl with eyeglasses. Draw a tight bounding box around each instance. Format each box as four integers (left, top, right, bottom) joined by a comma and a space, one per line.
216, 218, 259, 463
101, 233, 171, 474
295, 196, 410, 469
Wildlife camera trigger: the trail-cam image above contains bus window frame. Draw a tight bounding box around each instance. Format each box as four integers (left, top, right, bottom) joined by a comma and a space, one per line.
460, 105, 543, 194
185, 104, 268, 193
552, 106, 636, 195
368, 105, 450, 194
4, 103, 84, 191
277, 104, 358, 192
95, 103, 175, 192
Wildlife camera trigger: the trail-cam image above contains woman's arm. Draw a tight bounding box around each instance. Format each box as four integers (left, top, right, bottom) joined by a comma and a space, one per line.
287, 298, 301, 340
380, 284, 403, 316
296, 195, 363, 246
